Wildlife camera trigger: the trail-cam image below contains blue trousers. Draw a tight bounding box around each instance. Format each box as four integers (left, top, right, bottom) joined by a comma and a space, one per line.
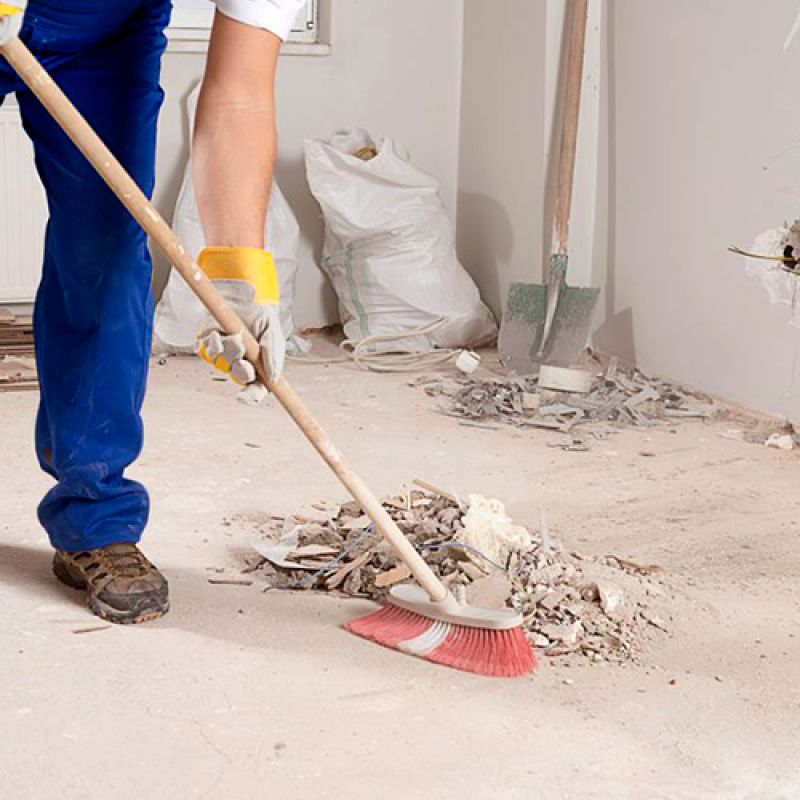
0, 0, 172, 551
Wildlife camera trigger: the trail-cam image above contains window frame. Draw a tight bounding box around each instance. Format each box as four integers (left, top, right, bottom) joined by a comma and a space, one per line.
166, 0, 329, 54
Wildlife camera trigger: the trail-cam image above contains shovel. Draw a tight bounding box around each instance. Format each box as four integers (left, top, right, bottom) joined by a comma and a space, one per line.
498, 0, 600, 375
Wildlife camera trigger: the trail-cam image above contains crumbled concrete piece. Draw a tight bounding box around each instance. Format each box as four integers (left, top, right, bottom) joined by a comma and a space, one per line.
288, 545, 339, 560
539, 587, 569, 611
540, 624, 574, 643
374, 564, 412, 588
597, 582, 625, 615
326, 552, 373, 591
766, 433, 795, 451
339, 515, 373, 530
580, 583, 600, 602
539, 404, 584, 419
466, 572, 513, 608
624, 387, 659, 409
459, 561, 487, 581
521, 392, 541, 410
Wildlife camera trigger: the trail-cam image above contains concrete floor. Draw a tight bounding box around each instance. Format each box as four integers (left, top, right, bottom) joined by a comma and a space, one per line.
2, 355, 800, 800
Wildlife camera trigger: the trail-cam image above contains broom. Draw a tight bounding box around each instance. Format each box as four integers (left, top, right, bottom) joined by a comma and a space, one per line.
0, 35, 536, 678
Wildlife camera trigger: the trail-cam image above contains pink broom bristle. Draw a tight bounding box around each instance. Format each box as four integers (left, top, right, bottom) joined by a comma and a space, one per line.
344, 604, 537, 678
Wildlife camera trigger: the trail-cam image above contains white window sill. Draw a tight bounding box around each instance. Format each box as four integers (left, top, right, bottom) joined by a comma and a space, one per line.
166, 31, 331, 56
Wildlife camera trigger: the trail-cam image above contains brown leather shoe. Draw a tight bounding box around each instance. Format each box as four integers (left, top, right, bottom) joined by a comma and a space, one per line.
53, 543, 169, 625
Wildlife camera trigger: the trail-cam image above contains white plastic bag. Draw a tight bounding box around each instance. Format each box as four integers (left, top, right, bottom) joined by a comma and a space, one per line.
305, 129, 497, 353
154, 86, 308, 356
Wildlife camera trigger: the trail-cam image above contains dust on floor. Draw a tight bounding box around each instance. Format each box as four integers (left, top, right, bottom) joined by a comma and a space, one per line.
1, 355, 799, 800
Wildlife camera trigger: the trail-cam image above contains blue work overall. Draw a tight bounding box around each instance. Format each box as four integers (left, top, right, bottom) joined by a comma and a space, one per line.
0, 0, 172, 551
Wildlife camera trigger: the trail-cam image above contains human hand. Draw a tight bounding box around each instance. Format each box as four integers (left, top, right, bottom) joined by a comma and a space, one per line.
195, 247, 285, 405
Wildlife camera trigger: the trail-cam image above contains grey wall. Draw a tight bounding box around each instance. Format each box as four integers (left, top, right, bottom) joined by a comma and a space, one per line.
153, 0, 466, 327
594, 0, 800, 418
456, 0, 548, 317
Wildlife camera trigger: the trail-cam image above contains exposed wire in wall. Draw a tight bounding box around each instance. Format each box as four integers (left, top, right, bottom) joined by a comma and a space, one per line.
728, 245, 800, 274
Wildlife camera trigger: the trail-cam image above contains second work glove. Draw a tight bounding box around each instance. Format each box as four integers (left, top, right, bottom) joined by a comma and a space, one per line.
196, 247, 285, 405
0, 1, 26, 46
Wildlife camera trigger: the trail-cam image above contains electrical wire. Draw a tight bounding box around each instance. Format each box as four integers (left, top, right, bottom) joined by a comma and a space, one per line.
729, 244, 799, 274
288, 316, 473, 373
282, 526, 377, 589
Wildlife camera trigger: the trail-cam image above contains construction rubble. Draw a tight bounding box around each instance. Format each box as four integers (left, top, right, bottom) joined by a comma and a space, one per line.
413, 362, 719, 434
0, 355, 36, 392
0, 309, 37, 393
249, 485, 673, 664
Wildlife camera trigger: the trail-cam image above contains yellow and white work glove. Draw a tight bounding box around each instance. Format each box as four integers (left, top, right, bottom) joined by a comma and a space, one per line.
0, 1, 26, 46
196, 247, 285, 406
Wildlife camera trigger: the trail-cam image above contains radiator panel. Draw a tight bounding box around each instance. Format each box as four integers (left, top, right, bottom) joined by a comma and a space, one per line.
0, 104, 47, 304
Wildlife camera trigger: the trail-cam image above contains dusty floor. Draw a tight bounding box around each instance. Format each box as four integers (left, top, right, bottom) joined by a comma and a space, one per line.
2, 354, 800, 800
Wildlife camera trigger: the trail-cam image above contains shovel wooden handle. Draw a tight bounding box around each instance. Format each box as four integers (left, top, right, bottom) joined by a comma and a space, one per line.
0, 37, 449, 604
554, 0, 589, 256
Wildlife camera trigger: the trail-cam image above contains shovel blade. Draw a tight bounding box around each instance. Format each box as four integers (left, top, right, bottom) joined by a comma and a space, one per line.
499, 281, 600, 375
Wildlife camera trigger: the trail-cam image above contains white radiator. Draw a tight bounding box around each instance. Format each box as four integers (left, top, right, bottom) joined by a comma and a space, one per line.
0, 102, 47, 304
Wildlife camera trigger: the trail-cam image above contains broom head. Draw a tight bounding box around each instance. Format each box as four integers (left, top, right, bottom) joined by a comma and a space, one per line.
344, 584, 537, 678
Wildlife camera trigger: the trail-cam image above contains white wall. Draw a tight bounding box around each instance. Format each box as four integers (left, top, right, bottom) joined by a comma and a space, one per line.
456, 0, 548, 316
153, 0, 466, 327
457, 0, 602, 317
593, 0, 800, 418
458, 0, 800, 419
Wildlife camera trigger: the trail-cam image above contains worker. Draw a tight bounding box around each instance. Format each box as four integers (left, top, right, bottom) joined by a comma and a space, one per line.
0, 0, 306, 624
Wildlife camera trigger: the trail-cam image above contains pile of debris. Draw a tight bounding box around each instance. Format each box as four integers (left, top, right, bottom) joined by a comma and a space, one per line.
0, 355, 37, 392
0, 309, 34, 355
415, 362, 717, 434
250, 485, 672, 663
0, 309, 36, 393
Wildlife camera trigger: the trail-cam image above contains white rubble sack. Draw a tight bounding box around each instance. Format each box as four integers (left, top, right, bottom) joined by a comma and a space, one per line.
154, 85, 308, 356
458, 494, 532, 572
304, 128, 497, 353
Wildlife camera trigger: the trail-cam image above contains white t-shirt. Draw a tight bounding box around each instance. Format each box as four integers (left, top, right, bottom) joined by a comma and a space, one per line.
212, 0, 309, 41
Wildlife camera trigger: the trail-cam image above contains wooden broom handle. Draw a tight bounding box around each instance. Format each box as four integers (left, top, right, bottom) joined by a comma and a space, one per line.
554, 0, 589, 256
0, 37, 449, 605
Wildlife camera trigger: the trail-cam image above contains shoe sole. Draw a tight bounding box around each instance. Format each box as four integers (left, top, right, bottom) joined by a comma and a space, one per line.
53, 555, 170, 626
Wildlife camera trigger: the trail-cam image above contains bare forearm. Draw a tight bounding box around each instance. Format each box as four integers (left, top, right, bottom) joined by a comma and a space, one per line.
193, 11, 281, 249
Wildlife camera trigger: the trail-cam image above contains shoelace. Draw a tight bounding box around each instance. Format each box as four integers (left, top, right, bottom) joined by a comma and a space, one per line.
94, 544, 149, 579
